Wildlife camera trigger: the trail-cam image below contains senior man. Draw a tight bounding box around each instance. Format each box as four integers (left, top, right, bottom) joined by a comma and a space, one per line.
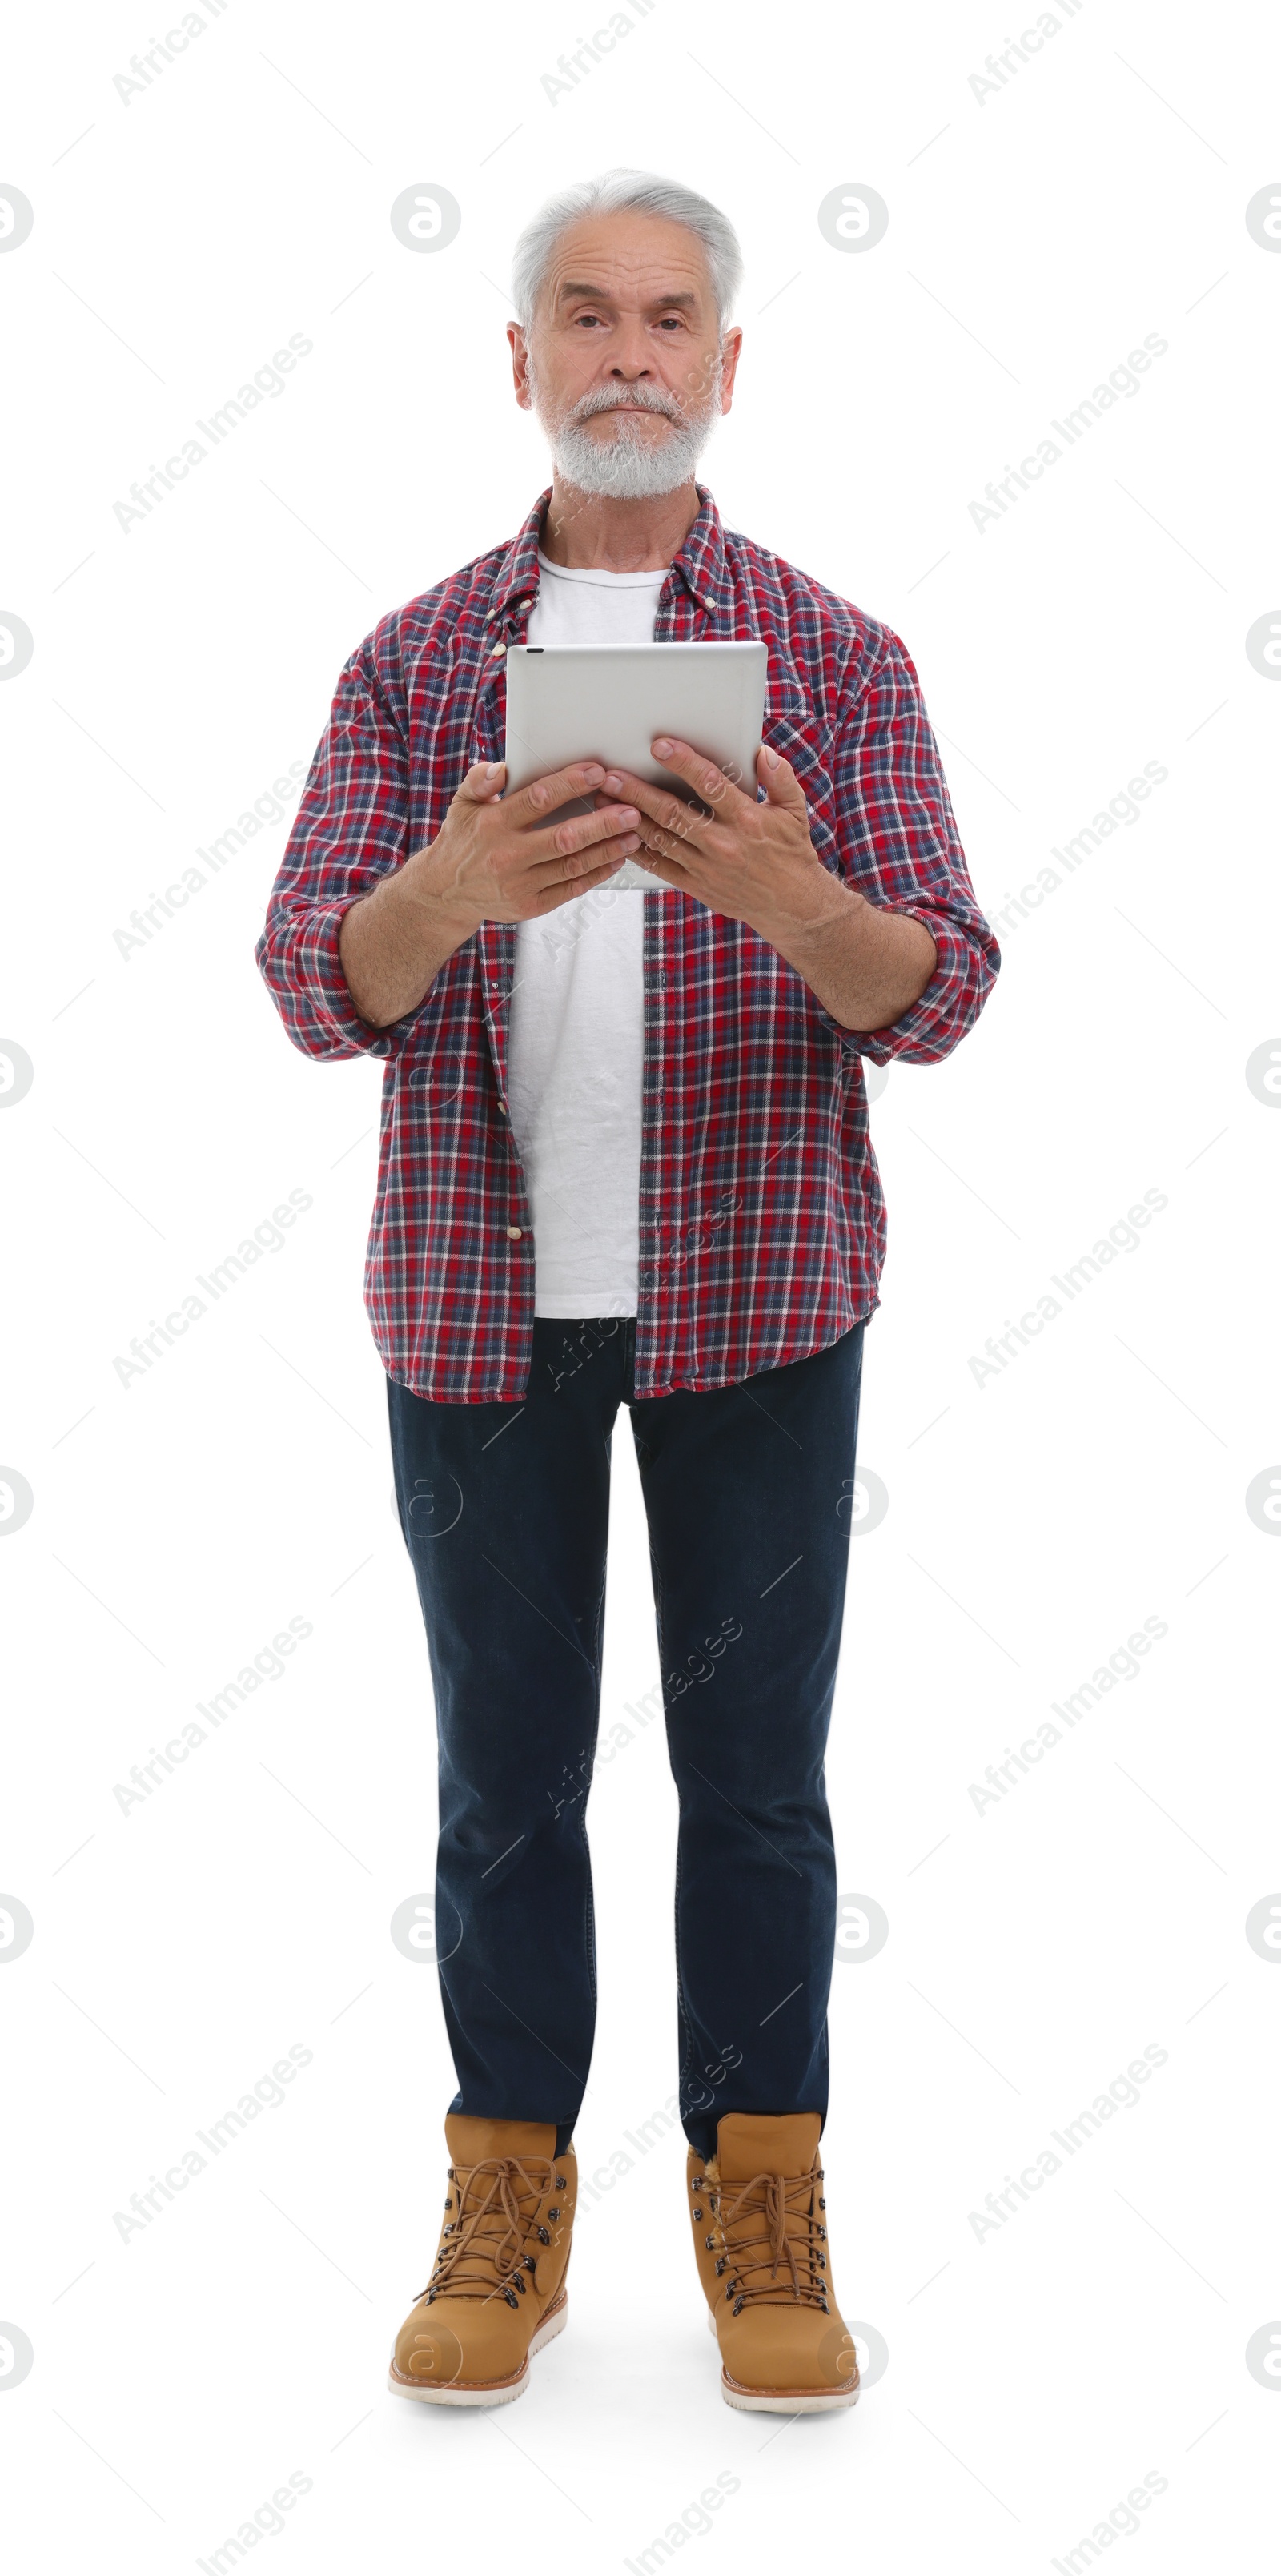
256, 167, 999, 2413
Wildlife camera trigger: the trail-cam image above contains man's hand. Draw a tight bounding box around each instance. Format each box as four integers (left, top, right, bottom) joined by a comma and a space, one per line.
595, 737, 835, 950
597, 738, 938, 1036
425, 758, 642, 931
339, 759, 642, 1029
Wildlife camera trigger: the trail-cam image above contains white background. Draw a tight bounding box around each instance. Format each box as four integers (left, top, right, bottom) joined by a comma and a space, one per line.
2, 0, 1279, 2567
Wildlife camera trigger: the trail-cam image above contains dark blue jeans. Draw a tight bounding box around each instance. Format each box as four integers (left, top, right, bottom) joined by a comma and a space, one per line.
387, 1315, 865, 2162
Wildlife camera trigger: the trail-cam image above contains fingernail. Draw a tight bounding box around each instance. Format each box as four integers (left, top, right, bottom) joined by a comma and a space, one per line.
653, 737, 673, 757
621, 834, 640, 851
485, 761, 504, 778
616, 806, 640, 823
765, 748, 780, 770
603, 771, 624, 790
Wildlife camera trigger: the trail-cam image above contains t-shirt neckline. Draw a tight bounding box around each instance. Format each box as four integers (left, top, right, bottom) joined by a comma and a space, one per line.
536, 546, 668, 589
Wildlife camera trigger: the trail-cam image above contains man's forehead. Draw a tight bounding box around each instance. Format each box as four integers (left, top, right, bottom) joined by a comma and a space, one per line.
544, 222, 713, 306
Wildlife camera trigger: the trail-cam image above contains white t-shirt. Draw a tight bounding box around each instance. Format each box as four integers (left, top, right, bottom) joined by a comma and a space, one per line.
506, 547, 667, 1318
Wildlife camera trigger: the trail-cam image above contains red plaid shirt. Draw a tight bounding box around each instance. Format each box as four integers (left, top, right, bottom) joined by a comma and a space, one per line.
255, 484, 999, 1402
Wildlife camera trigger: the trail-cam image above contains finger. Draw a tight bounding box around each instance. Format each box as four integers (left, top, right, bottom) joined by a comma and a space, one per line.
525, 802, 640, 870
501, 759, 608, 825
455, 758, 508, 805
593, 767, 719, 850
531, 835, 642, 908
755, 743, 809, 810
632, 818, 694, 874
564, 830, 642, 874
650, 737, 757, 814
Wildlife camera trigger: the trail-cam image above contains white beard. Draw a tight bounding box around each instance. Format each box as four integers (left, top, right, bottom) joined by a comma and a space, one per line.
526, 357, 721, 500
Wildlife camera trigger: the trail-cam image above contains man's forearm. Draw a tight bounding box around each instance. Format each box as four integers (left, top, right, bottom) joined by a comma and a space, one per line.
339, 855, 479, 1031
341, 840, 936, 1039
766, 877, 938, 1035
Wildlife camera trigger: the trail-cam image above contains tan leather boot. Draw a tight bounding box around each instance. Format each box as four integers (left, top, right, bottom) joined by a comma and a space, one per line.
389, 2116, 576, 2405
686, 2112, 860, 2412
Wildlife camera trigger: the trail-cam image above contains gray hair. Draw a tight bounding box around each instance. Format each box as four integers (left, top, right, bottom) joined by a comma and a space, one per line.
511, 167, 744, 337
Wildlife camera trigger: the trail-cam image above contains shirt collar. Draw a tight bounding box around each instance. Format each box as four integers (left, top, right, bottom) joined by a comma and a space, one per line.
486, 481, 732, 627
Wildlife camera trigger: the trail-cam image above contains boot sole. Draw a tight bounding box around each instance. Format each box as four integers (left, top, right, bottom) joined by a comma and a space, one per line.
705, 2305, 861, 2413
388, 2290, 568, 2408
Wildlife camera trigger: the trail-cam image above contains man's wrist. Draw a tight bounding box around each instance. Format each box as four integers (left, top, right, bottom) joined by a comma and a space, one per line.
761, 866, 860, 972
402, 840, 484, 942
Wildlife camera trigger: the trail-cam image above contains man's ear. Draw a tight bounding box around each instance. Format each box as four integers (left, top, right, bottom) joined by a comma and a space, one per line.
508, 322, 532, 412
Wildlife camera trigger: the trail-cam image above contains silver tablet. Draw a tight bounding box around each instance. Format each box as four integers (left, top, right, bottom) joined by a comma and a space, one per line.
503, 640, 769, 891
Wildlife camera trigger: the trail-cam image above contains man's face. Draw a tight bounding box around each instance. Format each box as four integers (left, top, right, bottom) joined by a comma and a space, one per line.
509, 211, 742, 500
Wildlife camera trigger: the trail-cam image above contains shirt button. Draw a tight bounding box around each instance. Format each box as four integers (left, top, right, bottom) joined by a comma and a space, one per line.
490, 643, 507, 658
505, 1224, 523, 1240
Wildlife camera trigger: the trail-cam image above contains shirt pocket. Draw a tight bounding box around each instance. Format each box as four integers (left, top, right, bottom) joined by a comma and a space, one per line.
762, 669, 840, 869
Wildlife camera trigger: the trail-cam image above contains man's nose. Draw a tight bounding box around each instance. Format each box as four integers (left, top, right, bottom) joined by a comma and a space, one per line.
604, 317, 657, 376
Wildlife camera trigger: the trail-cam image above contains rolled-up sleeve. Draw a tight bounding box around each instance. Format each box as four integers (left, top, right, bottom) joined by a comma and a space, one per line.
813, 630, 1001, 1065
254, 641, 414, 1062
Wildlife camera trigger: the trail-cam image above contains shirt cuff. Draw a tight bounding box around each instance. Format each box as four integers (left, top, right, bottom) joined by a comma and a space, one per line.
291, 901, 401, 1059
808, 914, 976, 1066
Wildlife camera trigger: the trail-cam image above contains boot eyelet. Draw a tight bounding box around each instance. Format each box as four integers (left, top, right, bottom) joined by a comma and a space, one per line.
548, 2207, 561, 2221
555, 2174, 567, 2188
537, 2226, 551, 2244
705, 2234, 716, 2251
693, 2206, 704, 2220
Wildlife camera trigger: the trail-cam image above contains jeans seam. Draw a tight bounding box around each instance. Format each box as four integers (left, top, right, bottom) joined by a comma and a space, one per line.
673, 1833, 700, 2117
580, 1802, 597, 2009
653, 1556, 699, 2120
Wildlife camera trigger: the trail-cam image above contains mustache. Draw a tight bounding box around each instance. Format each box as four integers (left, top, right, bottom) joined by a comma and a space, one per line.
568, 383, 688, 427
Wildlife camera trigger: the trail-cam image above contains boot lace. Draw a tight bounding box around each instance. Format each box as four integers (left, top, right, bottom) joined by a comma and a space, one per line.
713, 2164, 829, 2317
419, 2156, 564, 2312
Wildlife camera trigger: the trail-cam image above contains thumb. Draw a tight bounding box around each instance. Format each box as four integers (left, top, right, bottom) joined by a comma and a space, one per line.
756, 743, 807, 810
456, 758, 506, 804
